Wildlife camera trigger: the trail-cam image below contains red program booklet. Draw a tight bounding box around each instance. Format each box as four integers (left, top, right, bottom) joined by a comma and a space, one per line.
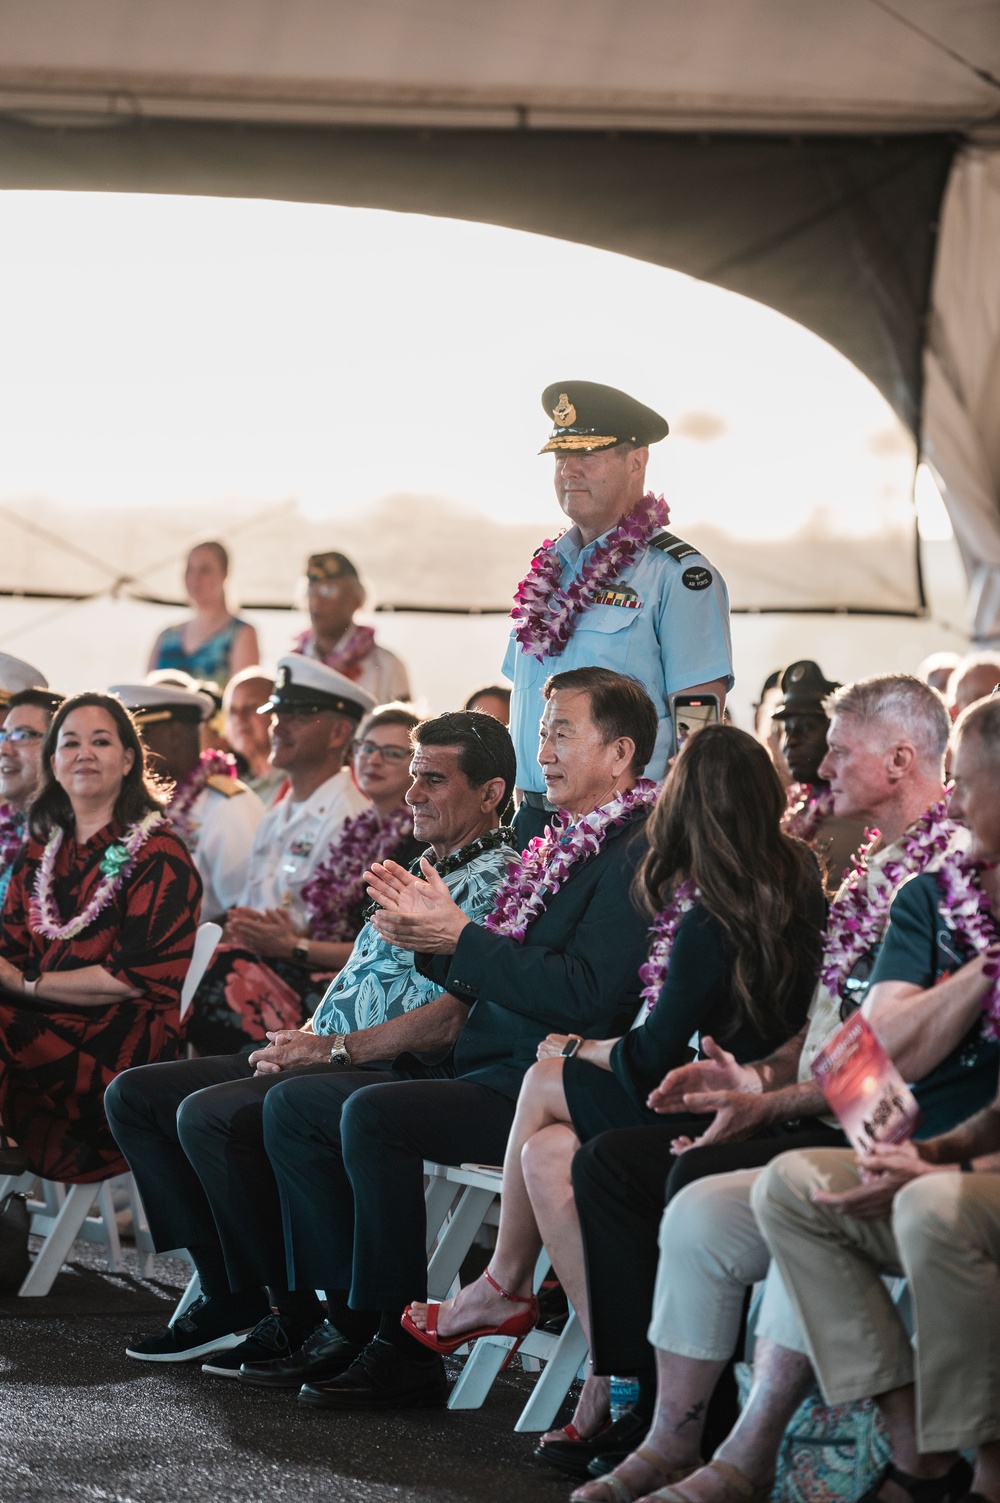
810, 1011, 921, 1153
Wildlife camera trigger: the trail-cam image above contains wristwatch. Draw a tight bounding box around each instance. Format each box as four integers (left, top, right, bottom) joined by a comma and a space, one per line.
329, 1033, 352, 1067
561, 1035, 583, 1059
291, 938, 311, 967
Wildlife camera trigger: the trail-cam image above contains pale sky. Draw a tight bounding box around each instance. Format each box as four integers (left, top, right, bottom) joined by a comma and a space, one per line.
0, 188, 945, 544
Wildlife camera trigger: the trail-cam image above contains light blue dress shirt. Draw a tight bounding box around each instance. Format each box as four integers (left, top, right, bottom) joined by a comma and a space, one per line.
310, 841, 516, 1036
504, 525, 734, 793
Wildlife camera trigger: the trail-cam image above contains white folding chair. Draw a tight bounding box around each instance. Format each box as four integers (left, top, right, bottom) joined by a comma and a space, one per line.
180, 921, 222, 1021
420, 1160, 590, 1431
11, 921, 222, 1297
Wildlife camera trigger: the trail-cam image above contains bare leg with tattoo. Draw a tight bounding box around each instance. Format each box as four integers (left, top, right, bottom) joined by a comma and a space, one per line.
572, 1349, 725, 1503
622, 1341, 814, 1503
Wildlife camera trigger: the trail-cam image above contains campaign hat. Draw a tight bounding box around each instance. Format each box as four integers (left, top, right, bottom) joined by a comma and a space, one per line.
110, 681, 216, 727
771, 661, 840, 720
0, 652, 49, 704
539, 381, 669, 454
259, 655, 376, 724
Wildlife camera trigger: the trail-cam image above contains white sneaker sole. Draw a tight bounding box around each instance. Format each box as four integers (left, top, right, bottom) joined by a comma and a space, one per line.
125, 1330, 246, 1363
200, 1356, 250, 1377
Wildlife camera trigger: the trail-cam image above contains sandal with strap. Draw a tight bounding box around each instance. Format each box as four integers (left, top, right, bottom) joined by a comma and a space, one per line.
570, 1447, 700, 1503
856, 1459, 974, 1503
535, 1410, 646, 1479
644, 1458, 773, 1503
400, 1266, 539, 1357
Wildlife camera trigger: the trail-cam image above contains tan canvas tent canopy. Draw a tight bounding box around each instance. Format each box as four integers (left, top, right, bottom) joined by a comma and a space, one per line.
0, 0, 997, 632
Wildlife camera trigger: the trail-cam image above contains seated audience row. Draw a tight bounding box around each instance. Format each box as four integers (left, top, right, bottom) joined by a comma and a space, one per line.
2, 645, 997, 1503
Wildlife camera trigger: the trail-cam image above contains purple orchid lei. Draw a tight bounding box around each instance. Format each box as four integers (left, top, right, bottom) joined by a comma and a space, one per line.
933, 849, 1000, 1041
167, 749, 237, 843
782, 783, 835, 845
300, 803, 415, 942
639, 878, 699, 1013
818, 796, 955, 1002
486, 779, 660, 943
30, 809, 165, 942
0, 801, 25, 870
511, 491, 669, 662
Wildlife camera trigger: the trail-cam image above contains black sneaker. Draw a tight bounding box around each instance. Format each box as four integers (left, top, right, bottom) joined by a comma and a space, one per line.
298, 1337, 448, 1411
201, 1311, 315, 1379
125, 1291, 268, 1363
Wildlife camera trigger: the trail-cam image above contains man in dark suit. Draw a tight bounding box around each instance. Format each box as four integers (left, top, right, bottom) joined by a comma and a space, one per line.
109, 668, 658, 1411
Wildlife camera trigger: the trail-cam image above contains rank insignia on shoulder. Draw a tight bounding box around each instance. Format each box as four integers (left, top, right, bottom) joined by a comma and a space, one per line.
591, 585, 642, 609
205, 774, 248, 797
648, 530, 699, 562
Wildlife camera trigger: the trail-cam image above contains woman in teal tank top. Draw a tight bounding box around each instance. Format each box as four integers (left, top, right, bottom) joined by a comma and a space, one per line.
148, 541, 259, 691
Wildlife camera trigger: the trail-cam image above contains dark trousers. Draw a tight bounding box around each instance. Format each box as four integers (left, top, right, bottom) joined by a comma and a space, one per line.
105, 1055, 515, 1310
573, 1120, 846, 1376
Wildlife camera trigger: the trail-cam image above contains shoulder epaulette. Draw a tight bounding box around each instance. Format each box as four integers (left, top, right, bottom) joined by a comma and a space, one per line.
205, 774, 249, 798
648, 530, 699, 562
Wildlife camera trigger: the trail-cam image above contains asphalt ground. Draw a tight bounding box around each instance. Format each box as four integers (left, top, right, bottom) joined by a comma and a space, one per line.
0, 1244, 578, 1503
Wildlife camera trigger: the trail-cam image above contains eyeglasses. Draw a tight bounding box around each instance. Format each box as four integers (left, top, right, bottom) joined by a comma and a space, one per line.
0, 727, 44, 745
839, 954, 875, 1022
354, 740, 411, 763
307, 576, 347, 596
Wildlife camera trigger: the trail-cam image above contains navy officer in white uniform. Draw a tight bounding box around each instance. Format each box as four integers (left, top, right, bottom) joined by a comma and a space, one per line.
504, 380, 733, 839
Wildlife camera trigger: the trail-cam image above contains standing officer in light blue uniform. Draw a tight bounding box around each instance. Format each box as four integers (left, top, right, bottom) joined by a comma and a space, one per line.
503, 380, 733, 840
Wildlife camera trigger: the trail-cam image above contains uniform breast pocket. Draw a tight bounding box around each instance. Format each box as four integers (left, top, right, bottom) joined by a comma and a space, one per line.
574, 605, 641, 668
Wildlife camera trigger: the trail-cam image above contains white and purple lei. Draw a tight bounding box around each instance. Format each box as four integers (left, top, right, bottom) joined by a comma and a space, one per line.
167, 748, 237, 843
818, 797, 954, 1002
782, 783, 835, 845
486, 779, 659, 943
933, 849, 1000, 1041
300, 803, 415, 942
639, 877, 699, 1013
30, 808, 165, 942
511, 491, 669, 662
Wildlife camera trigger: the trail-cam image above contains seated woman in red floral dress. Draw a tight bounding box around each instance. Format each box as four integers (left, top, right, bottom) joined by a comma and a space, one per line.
187, 704, 424, 1054
0, 692, 201, 1184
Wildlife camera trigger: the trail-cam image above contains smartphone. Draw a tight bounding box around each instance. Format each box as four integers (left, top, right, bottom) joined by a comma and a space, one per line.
670, 693, 720, 756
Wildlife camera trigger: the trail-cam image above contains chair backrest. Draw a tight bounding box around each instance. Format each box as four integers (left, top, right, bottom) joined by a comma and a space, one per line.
180, 922, 222, 1020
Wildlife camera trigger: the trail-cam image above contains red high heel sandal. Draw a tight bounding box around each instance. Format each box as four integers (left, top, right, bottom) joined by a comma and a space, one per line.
401, 1267, 539, 1357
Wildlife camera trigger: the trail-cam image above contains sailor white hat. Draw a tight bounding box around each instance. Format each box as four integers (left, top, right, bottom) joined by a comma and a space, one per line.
0, 652, 49, 703
260, 655, 377, 723
110, 681, 216, 726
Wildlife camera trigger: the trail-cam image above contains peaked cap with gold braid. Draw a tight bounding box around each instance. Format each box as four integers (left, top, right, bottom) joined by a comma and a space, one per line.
539, 380, 669, 454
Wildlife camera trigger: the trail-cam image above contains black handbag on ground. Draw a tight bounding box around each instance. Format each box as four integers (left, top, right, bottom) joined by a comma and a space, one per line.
0, 1188, 31, 1293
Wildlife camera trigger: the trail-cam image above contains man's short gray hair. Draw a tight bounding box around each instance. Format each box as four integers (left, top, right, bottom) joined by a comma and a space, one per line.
826, 674, 950, 773
954, 695, 1000, 766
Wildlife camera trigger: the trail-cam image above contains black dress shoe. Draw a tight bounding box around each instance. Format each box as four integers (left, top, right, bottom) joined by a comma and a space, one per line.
535, 1408, 648, 1478
298, 1337, 448, 1411
238, 1320, 363, 1389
